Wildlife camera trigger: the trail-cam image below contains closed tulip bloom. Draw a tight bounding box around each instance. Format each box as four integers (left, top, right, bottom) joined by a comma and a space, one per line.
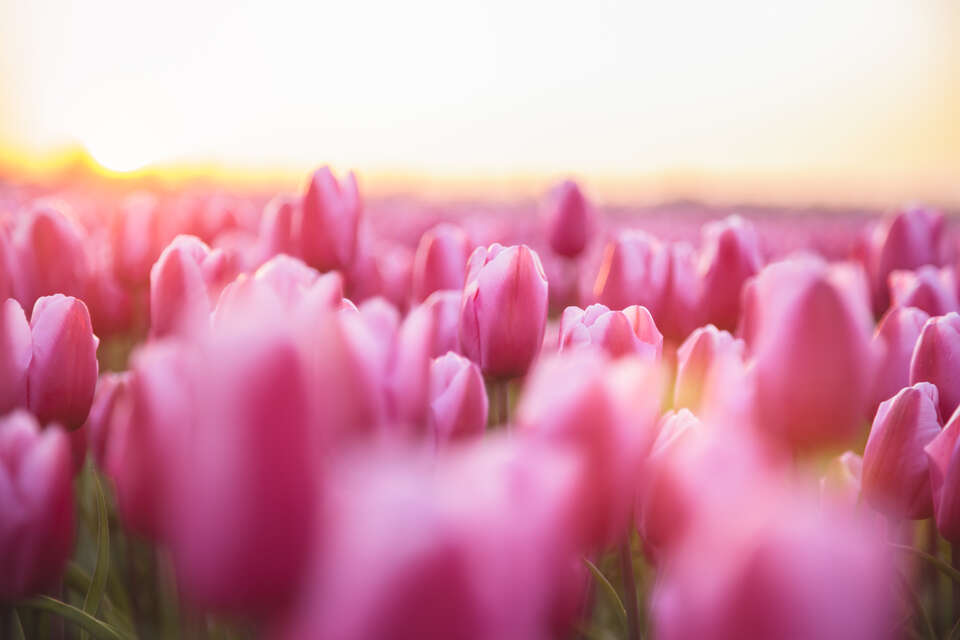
429, 352, 488, 447
889, 266, 958, 316
592, 230, 668, 316
257, 195, 298, 263
0, 225, 22, 303
871, 306, 930, 413
926, 409, 960, 542
862, 382, 941, 519
422, 290, 461, 357
411, 224, 471, 302
0, 298, 31, 414
386, 304, 434, 428
697, 216, 762, 331
674, 325, 744, 414
459, 244, 548, 378
910, 312, 960, 420
84, 372, 130, 467
0, 411, 74, 601
13, 205, 89, 309
543, 180, 593, 258
559, 303, 663, 360
114, 195, 161, 286
28, 295, 99, 429
745, 257, 875, 452
659, 242, 701, 342
297, 166, 361, 272
149, 235, 215, 338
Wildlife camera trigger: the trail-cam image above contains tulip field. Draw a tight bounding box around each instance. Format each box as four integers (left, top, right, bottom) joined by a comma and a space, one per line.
3, 168, 960, 640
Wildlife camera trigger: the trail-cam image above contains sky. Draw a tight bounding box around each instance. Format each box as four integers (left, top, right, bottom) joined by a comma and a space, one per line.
0, 0, 958, 202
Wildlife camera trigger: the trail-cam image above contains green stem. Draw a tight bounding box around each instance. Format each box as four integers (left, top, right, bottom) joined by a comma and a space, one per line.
926, 521, 941, 634
619, 540, 641, 640
583, 558, 627, 629
891, 543, 960, 584
17, 596, 132, 640
895, 568, 937, 640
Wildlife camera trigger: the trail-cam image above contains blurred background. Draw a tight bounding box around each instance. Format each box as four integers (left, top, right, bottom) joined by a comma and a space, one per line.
0, 0, 958, 205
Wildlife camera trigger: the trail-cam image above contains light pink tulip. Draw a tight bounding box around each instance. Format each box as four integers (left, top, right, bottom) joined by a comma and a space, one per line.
297, 166, 360, 272
925, 408, 960, 542
386, 304, 434, 429
149, 235, 215, 338
422, 290, 461, 357
870, 306, 929, 413
910, 312, 960, 420
697, 216, 762, 331
114, 195, 161, 286
559, 303, 662, 360
28, 295, 99, 429
428, 352, 488, 447
459, 244, 548, 378
659, 241, 701, 342
13, 205, 89, 309
820, 451, 863, 512
592, 230, 667, 317
84, 371, 130, 467
0, 298, 31, 414
0, 411, 74, 600
889, 266, 958, 316
674, 325, 744, 414
411, 224, 471, 302
257, 195, 299, 263
543, 180, 593, 258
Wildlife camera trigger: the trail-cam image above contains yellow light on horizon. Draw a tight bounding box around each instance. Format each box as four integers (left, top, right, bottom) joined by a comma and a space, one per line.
83, 138, 153, 174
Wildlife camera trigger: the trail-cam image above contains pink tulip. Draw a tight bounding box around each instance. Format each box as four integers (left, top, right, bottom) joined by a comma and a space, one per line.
659, 241, 701, 342
459, 244, 548, 378
0, 411, 74, 600
820, 451, 863, 512
149, 235, 216, 338
0, 225, 20, 302
114, 195, 161, 286
428, 352, 488, 447
742, 257, 875, 452
592, 230, 668, 317
888, 266, 958, 316
0, 298, 31, 414
84, 372, 130, 467
543, 180, 593, 258
674, 325, 744, 415
358, 297, 401, 367
870, 306, 930, 413
926, 407, 960, 542
257, 195, 299, 263
422, 289, 461, 357
697, 216, 762, 331
297, 166, 361, 272
411, 224, 471, 302
862, 382, 941, 519
910, 312, 960, 420
386, 304, 434, 428
168, 327, 319, 615
28, 295, 99, 429
13, 205, 89, 309
558, 303, 662, 360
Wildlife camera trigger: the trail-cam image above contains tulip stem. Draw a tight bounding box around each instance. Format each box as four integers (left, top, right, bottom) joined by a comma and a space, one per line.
618, 539, 641, 640
953, 543, 960, 623
927, 521, 941, 633
493, 379, 510, 427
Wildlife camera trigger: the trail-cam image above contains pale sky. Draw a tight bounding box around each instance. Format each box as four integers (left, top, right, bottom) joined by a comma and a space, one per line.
0, 0, 958, 199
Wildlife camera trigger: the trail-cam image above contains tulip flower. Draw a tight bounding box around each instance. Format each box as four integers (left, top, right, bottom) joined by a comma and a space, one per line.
0, 225, 19, 302
592, 230, 667, 317
697, 215, 762, 331
149, 235, 217, 338
926, 408, 960, 542
0, 298, 31, 414
459, 244, 548, 378
84, 372, 130, 467
257, 195, 299, 263
0, 411, 74, 601
543, 180, 593, 258
659, 241, 701, 341
422, 289, 461, 357
870, 306, 929, 413
820, 451, 863, 512
559, 303, 662, 360
862, 382, 941, 519
888, 266, 958, 316
428, 352, 488, 447
674, 325, 744, 415
13, 205, 89, 309
742, 257, 875, 452
28, 295, 99, 429
910, 312, 960, 420
386, 304, 434, 428
297, 166, 361, 272
411, 223, 471, 302
114, 195, 161, 286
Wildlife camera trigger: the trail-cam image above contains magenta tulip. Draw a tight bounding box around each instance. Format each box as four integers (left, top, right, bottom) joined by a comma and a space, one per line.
870, 306, 930, 413
674, 324, 744, 414
888, 266, 958, 316
0, 411, 74, 601
13, 205, 88, 309
592, 230, 668, 316
910, 312, 960, 420
926, 407, 960, 542
659, 241, 701, 342
0, 298, 31, 414
862, 382, 941, 519
428, 352, 487, 447
411, 223, 471, 302
149, 235, 216, 338
84, 371, 130, 467
543, 180, 593, 258
697, 215, 762, 331
459, 244, 548, 378
559, 303, 662, 360
297, 166, 360, 272
28, 295, 99, 429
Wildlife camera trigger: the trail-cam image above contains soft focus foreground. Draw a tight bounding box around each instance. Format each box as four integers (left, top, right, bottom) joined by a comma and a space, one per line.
1, 170, 960, 640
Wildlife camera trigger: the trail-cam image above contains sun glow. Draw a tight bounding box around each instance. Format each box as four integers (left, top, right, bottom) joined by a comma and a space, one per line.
83, 138, 153, 174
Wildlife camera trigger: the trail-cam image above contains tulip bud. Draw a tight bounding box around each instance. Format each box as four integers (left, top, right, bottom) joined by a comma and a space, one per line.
428, 352, 487, 447
28, 295, 99, 429
744, 257, 875, 452
592, 230, 668, 316
0, 225, 20, 303
910, 312, 960, 420
459, 244, 548, 378
674, 325, 744, 414
0, 411, 74, 600
543, 180, 593, 258
114, 195, 161, 286
559, 303, 662, 360
697, 215, 762, 331
870, 306, 929, 414
659, 241, 701, 342
925, 409, 960, 542
422, 290, 461, 357
297, 166, 361, 272
257, 195, 298, 263
13, 205, 89, 309
0, 298, 31, 414
84, 372, 130, 467
386, 304, 434, 428
862, 382, 941, 519
411, 224, 471, 302
149, 235, 215, 338
889, 266, 958, 316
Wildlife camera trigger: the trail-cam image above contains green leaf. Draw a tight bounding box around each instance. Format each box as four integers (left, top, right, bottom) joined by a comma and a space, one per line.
583, 557, 627, 629
893, 568, 936, 640
81, 472, 111, 640
18, 596, 132, 640
891, 543, 960, 584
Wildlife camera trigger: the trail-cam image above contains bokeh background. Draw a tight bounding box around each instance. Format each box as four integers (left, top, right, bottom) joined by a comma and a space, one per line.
1, 0, 958, 205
